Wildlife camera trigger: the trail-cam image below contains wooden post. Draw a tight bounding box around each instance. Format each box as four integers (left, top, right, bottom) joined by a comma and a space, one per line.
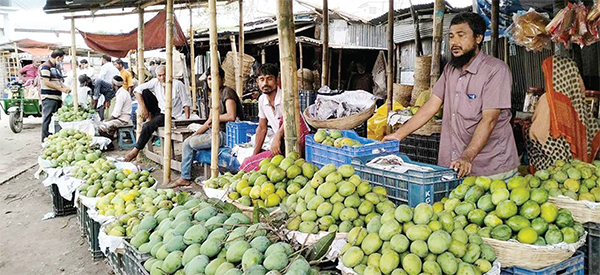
503, 37, 509, 64
430, 0, 444, 88
321, 0, 329, 88
71, 18, 78, 112
163, 0, 174, 183
277, 0, 301, 154
136, 9, 145, 147
87, 51, 90, 61
13, 43, 21, 70
209, 0, 221, 178
190, 8, 197, 113
386, 0, 394, 133
299, 42, 304, 90
395, 45, 401, 83
337, 49, 342, 90
491, 0, 499, 58
408, 0, 423, 56
261, 49, 266, 64
237, 0, 245, 98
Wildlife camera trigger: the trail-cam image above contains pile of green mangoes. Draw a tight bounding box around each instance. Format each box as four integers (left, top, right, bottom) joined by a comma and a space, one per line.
76, 161, 156, 198
533, 159, 600, 202
313, 129, 362, 148
125, 197, 318, 275
442, 176, 585, 245
206, 153, 315, 208
283, 163, 396, 234
95, 186, 175, 217
341, 202, 497, 275
55, 105, 92, 122
42, 129, 98, 168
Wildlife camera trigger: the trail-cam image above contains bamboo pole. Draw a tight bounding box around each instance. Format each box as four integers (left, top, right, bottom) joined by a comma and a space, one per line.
237, 0, 244, 98
71, 18, 78, 112
190, 8, 197, 113
136, 9, 144, 148
321, 0, 329, 88
87, 51, 90, 61
261, 49, 266, 64
230, 35, 240, 94
386, 0, 393, 134
163, 0, 174, 183
430, 0, 444, 88
13, 43, 20, 70
299, 42, 304, 90
208, 0, 220, 178
408, 0, 423, 56
337, 49, 342, 90
277, 0, 301, 154
395, 45, 401, 83
491, 0, 499, 58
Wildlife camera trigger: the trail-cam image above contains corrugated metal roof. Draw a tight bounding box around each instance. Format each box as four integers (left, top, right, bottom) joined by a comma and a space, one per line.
370, 1, 472, 25
392, 13, 458, 44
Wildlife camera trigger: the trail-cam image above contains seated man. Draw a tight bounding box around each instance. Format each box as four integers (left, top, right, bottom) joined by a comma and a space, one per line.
168, 67, 242, 187
240, 63, 310, 171
124, 65, 191, 161
98, 76, 132, 139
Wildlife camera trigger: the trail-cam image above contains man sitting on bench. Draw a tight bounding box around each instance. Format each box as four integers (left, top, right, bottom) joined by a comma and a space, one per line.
124, 65, 192, 161
98, 76, 132, 139
167, 67, 242, 188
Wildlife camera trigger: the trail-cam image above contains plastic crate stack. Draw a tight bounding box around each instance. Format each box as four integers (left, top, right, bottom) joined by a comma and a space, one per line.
399, 133, 440, 165
123, 241, 150, 275
501, 252, 585, 275
241, 102, 259, 122
305, 130, 399, 168
49, 184, 76, 216
225, 121, 259, 148
299, 90, 316, 112
352, 154, 459, 207
76, 200, 104, 259
579, 222, 600, 275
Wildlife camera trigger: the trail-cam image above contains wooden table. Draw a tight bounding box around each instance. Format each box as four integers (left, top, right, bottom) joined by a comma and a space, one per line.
143, 123, 200, 172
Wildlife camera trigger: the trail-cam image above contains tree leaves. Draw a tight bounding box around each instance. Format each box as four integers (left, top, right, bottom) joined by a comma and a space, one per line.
305, 232, 335, 261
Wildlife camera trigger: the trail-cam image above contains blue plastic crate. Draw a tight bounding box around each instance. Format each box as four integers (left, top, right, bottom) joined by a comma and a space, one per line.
226, 121, 258, 147
305, 130, 399, 168
351, 154, 458, 207
578, 222, 600, 275
501, 252, 584, 275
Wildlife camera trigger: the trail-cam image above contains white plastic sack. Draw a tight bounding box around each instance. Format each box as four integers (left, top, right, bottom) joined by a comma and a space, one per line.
337, 259, 501, 275
204, 187, 228, 200
91, 136, 112, 150
58, 119, 95, 136
308, 90, 378, 120
98, 226, 124, 255
43, 170, 83, 201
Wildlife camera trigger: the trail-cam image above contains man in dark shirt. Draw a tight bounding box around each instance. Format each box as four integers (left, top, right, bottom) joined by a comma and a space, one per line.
79, 75, 117, 120
167, 67, 242, 188
40, 49, 70, 141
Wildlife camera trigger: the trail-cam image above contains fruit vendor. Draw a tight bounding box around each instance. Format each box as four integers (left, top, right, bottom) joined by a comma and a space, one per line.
79, 74, 116, 120
527, 56, 600, 171
41, 49, 70, 142
239, 64, 310, 171
384, 12, 519, 179
124, 65, 192, 162
167, 67, 242, 188
98, 76, 132, 139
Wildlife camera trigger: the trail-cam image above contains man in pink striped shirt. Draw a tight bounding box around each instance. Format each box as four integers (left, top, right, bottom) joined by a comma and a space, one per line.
19, 57, 41, 85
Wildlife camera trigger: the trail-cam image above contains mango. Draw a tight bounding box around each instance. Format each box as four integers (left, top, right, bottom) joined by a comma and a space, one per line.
182, 243, 202, 265
390, 234, 410, 253
379, 251, 400, 274
247, 265, 268, 275
423, 260, 443, 275
183, 224, 208, 245
364, 266, 382, 275
263, 252, 289, 271
436, 252, 458, 275
200, 238, 223, 257
457, 262, 475, 275
427, 230, 452, 254
162, 250, 183, 274
165, 235, 186, 253
410, 240, 428, 258
205, 258, 227, 275
184, 255, 210, 274
406, 225, 432, 241
361, 233, 383, 255
215, 262, 236, 275
226, 240, 251, 263
348, 227, 368, 245
462, 243, 481, 264
402, 253, 422, 275
343, 246, 364, 268
340, 208, 359, 221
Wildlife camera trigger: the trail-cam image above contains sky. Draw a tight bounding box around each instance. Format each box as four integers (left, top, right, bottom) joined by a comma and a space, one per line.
7, 0, 473, 47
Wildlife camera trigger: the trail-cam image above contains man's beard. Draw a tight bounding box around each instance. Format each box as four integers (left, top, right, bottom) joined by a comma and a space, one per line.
449, 47, 477, 69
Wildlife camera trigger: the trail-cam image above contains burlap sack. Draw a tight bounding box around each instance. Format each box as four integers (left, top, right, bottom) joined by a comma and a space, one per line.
394, 84, 413, 107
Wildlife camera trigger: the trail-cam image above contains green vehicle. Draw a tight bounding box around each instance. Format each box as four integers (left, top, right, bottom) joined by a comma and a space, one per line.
1, 81, 42, 133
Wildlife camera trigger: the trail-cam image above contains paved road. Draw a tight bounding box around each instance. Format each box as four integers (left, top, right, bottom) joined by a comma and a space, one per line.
0, 115, 43, 183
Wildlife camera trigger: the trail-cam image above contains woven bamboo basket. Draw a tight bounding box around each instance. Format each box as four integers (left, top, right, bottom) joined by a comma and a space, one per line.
413, 120, 442, 136
482, 234, 586, 269
393, 84, 413, 107
548, 196, 600, 223
411, 55, 432, 105
222, 52, 256, 91
303, 103, 376, 130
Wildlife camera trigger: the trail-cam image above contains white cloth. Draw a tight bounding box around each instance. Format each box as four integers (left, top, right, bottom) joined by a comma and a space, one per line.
134, 78, 191, 119
98, 62, 120, 83
110, 87, 132, 122
258, 88, 283, 133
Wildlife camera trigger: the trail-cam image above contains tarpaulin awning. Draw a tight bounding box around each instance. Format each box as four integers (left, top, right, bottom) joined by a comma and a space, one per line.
19, 47, 53, 57
78, 11, 187, 58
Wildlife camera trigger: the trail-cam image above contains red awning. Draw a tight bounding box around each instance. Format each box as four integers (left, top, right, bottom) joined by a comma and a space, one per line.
19, 47, 53, 57
78, 11, 188, 58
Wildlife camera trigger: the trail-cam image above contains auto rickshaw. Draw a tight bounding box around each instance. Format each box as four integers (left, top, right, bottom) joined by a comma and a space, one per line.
0, 81, 42, 133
